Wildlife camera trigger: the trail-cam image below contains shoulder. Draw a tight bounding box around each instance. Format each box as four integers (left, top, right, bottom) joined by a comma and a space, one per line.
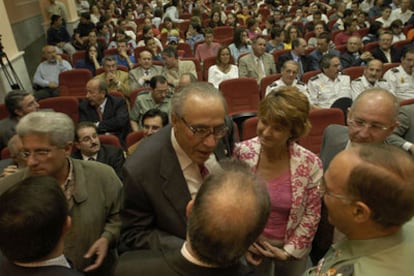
391, 67, 400, 73
309, 74, 320, 82
325, 124, 348, 136
352, 77, 362, 82
296, 80, 306, 86
292, 143, 322, 166
101, 144, 124, 155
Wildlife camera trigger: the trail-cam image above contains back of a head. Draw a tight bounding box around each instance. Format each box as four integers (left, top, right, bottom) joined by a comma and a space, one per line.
351, 88, 399, 120
4, 90, 30, 117
0, 176, 68, 263
16, 111, 74, 148
188, 159, 270, 266
348, 144, 414, 227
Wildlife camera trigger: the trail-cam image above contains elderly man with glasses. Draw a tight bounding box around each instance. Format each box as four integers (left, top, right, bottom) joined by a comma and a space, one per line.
306, 144, 414, 276
119, 82, 234, 254
310, 88, 399, 264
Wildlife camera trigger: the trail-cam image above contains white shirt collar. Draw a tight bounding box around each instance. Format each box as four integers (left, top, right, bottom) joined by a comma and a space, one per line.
15, 254, 71, 268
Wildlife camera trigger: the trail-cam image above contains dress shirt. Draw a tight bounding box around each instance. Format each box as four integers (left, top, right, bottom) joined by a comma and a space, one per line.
351, 75, 392, 100
33, 60, 72, 87
383, 65, 414, 100
15, 254, 71, 269
208, 64, 239, 88
307, 73, 352, 108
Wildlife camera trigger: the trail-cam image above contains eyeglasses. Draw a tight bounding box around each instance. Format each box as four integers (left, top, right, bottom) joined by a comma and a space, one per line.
318, 180, 352, 202
348, 118, 392, 132
21, 148, 57, 160
180, 116, 228, 139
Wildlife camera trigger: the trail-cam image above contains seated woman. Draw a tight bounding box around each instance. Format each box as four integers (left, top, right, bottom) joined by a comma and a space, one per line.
233, 87, 322, 276
208, 46, 239, 88
75, 44, 102, 75
107, 29, 136, 52
228, 28, 252, 64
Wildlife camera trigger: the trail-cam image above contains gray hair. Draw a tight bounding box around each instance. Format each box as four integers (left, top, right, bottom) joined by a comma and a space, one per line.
171, 82, 227, 117
16, 112, 74, 147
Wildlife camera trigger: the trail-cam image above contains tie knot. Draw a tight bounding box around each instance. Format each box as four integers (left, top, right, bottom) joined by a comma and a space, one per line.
198, 164, 209, 179
88, 157, 95, 161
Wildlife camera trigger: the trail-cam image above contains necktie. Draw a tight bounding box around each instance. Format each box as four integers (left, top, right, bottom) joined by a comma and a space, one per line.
96, 106, 103, 121
144, 69, 149, 76
256, 57, 265, 82
199, 164, 209, 179
88, 157, 95, 161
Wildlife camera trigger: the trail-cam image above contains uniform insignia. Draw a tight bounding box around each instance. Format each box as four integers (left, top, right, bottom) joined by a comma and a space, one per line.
335, 264, 354, 276
269, 82, 279, 87
379, 78, 386, 82
354, 77, 362, 81
297, 80, 305, 85
391, 68, 399, 73
310, 75, 319, 81
401, 77, 405, 84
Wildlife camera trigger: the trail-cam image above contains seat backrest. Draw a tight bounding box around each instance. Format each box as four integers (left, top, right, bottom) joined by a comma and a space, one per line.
58, 69, 93, 97
400, 98, 414, 106
203, 55, 217, 81
130, 88, 152, 107
38, 96, 80, 123
181, 57, 202, 80
177, 42, 193, 57
259, 73, 282, 99
298, 108, 344, 154
0, 104, 9, 120
382, 62, 400, 76
272, 49, 290, 66
99, 134, 122, 148
72, 50, 86, 67
364, 41, 379, 52
213, 26, 234, 39
219, 78, 260, 115
302, 70, 321, 83
240, 116, 258, 141
126, 130, 145, 149
1, 147, 10, 160
342, 66, 365, 80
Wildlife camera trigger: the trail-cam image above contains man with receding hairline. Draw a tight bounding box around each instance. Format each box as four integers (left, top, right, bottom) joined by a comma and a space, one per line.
306, 144, 414, 275
129, 50, 162, 90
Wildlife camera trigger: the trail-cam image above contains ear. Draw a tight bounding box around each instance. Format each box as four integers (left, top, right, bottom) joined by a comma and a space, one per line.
170, 112, 178, 126
63, 216, 72, 235
64, 141, 73, 156
347, 108, 352, 121
14, 109, 24, 118
186, 199, 194, 219
74, 141, 81, 150
352, 201, 371, 223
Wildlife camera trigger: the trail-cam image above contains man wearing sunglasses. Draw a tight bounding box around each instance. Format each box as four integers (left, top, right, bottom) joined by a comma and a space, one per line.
120, 82, 234, 253
305, 144, 414, 276
311, 88, 399, 263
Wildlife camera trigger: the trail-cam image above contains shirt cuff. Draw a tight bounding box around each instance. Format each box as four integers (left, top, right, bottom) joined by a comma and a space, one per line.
402, 142, 413, 152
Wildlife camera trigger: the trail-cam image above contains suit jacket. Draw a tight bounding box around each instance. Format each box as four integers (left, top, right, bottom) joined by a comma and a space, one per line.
310, 124, 348, 264
128, 65, 163, 91
370, 47, 401, 64
238, 53, 276, 80
0, 117, 18, 151
119, 125, 231, 253
79, 95, 130, 145
0, 260, 83, 276
309, 49, 340, 71
386, 104, 414, 149
71, 144, 125, 180
340, 51, 367, 69
115, 249, 251, 276
162, 60, 197, 87
94, 71, 130, 98
0, 159, 122, 275
276, 51, 310, 73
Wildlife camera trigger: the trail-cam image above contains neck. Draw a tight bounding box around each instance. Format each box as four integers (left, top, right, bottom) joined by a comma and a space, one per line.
261, 145, 290, 161
347, 224, 401, 240
55, 159, 70, 186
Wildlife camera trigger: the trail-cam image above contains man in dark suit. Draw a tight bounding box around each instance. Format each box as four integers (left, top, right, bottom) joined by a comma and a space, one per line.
79, 79, 130, 146
0, 176, 82, 276
277, 38, 310, 78
309, 32, 340, 71
72, 121, 125, 179
119, 82, 234, 253
310, 88, 399, 264
115, 159, 271, 276
340, 36, 373, 69
386, 103, 414, 154
371, 31, 401, 63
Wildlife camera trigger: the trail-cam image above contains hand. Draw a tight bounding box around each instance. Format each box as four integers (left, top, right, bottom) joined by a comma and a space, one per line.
106, 72, 116, 83
56, 55, 63, 62
360, 51, 373, 61
57, 42, 65, 48
120, 50, 128, 58
245, 243, 264, 266
409, 145, 414, 154
254, 240, 290, 261
1, 165, 18, 177
48, 82, 58, 88
83, 237, 109, 272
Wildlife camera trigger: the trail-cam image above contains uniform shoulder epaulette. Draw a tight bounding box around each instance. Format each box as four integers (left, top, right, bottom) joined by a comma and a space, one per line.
269, 82, 279, 88
353, 77, 362, 81
379, 78, 387, 82
391, 68, 400, 73
297, 80, 305, 85
137, 90, 151, 96
310, 75, 319, 81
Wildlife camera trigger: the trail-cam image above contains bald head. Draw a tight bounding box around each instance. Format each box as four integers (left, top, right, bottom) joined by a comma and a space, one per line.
364, 59, 384, 83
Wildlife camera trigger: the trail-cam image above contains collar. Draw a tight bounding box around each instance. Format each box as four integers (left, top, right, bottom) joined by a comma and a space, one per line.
181, 242, 216, 268
82, 153, 98, 160
15, 254, 71, 268
171, 127, 194, 172
99, 97, 108, 113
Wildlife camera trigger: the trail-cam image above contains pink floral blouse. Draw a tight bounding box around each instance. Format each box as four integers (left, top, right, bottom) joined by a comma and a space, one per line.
233, 137, 323, 258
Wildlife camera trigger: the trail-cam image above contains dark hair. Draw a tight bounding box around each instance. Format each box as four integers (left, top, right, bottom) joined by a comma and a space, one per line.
291, 38, 301, 49
318, 32, 331, 43
162, 46, 178, 58
402, 46, 414, 58
270, 27, 284, 39
4, 90, 30, 117
246, 18, 257, 29
343, 9, 353, 18
320, 53, 338, 70
188, 159, 270, 266
50, 14, 61, 25
141, 108, 169, 126
233, 28, 247, 49
149, 75, 168, 89
216, 46, 232, 64
0, 176, 68, 262
84, 44, 102, 65
344, 18, 355, 30
75, 121, 97, 141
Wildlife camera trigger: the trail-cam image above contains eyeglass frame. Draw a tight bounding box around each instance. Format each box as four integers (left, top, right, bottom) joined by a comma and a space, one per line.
318, 178, 354, 203
179, 116, 229, 139
20, 147, 63, 160
347, 117, 393, 132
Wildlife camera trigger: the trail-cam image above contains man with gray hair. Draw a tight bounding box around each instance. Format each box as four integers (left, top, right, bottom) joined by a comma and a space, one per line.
0, 112, 122, 276
116, 159, 270, 275
120, 82, 234, 253
94, 55, 130, 98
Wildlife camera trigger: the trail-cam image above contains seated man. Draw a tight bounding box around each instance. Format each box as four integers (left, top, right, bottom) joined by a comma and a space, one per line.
46, 14, 76, 56
79, 79, 130, 146
239, 35, 277, 84
119, 82, 234, 253
113, 39, 136, 70
0, 176, 82, 276
72, 12, 95, 50
33, 45, 72, 100
307, 54, 352, 108
0, 90, 39, 151
115, 159, 271, 275
386, 103, 414, 154
127, 108, 169, 156
333, 18, 358, 46
73, 121, 125, 180
277, 38, 309, 77
161, 46, 197, 88
95, 56, 130, 99
340, 36, 373, 69
0, 111, 123, 276
383, 46, 414, 100
305, 144, 414, 275
194, 27, 220, 62
129, 50, 162, 90
130, 75, 171, 131
0, 135, 26, 178
371, 32, 401, 64
351, 59, 391, 100
309, 33, 339, 71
